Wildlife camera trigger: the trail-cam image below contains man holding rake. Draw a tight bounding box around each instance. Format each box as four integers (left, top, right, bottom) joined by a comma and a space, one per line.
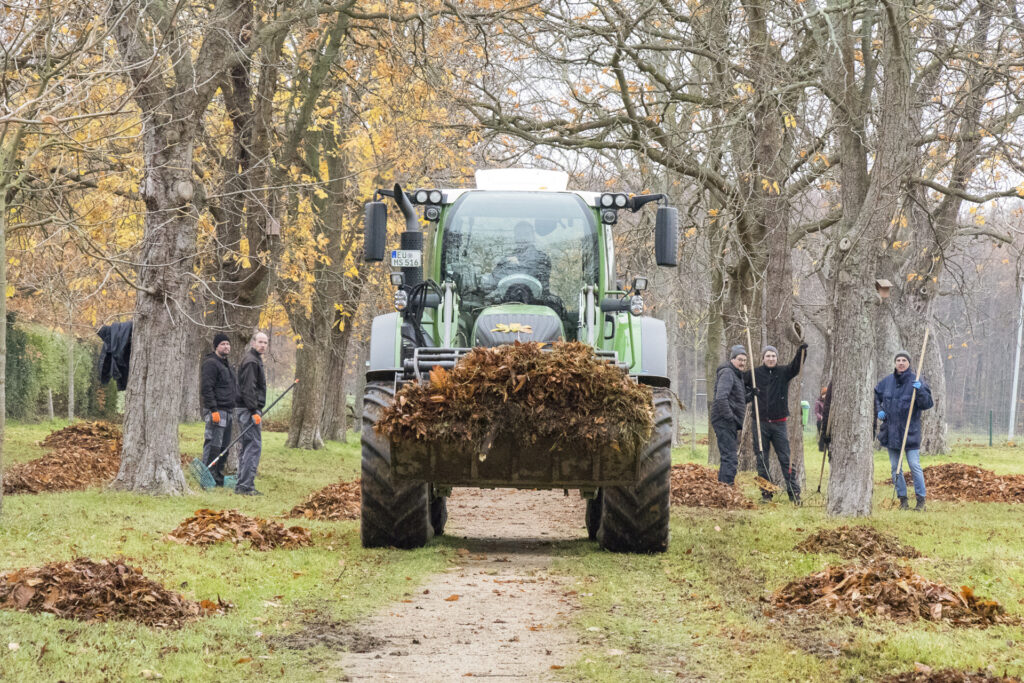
875, 350, 934, 511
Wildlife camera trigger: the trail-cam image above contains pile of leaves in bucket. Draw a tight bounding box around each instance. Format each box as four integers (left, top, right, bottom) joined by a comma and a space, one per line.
670, 463, 755, 510
289, 480, 360, 521
773, 561, 1016, 626
879, 666, 1021, 683
0, 558, 228, 628
795, 525, 921, 561
3, 421, 123, 494
376, 341, 654, 455
165, 509, 312, 550
893, 463, 1024, 503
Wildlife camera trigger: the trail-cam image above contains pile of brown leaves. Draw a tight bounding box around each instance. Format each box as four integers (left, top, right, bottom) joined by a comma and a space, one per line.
289, 480, 361, 521
166, 509, 312, 550
795, 525, 921, 561
376, 342, 654, 456
879, 667, 1021, 683
894, 463, 1024, 503
670, 463, 755, 510
774, 561, 1015, 627
3, 421, 123, 494
0, 558, 228, 628
260, 419, 290, 433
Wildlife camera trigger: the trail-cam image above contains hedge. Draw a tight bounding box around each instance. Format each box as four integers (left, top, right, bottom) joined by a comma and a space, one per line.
5, 314, 119, 420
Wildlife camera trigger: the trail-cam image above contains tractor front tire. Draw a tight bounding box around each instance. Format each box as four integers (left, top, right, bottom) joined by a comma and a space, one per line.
596, 389, 672, 553
585, 489, 603, 541
360, 382, 433, 549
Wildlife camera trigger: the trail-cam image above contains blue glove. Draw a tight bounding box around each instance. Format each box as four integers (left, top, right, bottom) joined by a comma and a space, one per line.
877, 410, 886, 420
913, 381, 922, 389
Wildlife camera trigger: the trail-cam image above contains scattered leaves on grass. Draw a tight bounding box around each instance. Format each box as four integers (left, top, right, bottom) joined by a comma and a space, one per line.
166, 509, 312, 550
889, 463, 1024, 503
0, 558, 228, 628
878, 668, 1021, 682
773, 561, 1016, 627
288, 480, 360, 521
260, 419, 289, 433
376, 342, 653, 456
670, 464, 755, 510
795, 525, 921, 561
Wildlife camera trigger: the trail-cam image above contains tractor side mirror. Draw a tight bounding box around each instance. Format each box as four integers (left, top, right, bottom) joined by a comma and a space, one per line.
364, 201, 387, 262
655, 206, 678, 267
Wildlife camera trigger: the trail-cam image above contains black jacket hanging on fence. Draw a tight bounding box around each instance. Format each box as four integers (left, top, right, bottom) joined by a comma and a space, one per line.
97, 321, 133, 391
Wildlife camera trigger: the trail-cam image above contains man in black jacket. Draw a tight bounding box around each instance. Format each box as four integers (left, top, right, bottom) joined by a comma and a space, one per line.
200, 332, 239, 487
712, 345, 749, 485
747, 343, 808, 504
235, 332, 268, 495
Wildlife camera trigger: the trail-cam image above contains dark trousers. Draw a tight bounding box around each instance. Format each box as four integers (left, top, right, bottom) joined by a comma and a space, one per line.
235, 409, 263, 493
202, 409, 233, 486
713, 419, 740, 485
754, 420, 801, 499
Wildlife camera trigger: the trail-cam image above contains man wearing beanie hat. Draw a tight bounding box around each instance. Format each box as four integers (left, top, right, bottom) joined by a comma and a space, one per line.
711, 345, 750, 485
747, 341, 809, 504
200, 332, 240, 487
875, 350, 933, 510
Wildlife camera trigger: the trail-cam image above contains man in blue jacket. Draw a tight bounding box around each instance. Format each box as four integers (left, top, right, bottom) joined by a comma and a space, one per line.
874, 350, 934, 511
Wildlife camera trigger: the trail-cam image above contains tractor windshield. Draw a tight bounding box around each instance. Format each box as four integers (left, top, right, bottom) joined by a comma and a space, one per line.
440, 191, 600, 335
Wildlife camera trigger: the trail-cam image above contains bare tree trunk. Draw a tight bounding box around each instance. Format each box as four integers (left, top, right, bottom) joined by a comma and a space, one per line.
287, 340, 327, 450
1, 207, 7, 515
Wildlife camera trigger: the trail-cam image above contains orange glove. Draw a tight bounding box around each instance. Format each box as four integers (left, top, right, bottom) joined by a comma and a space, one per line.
252, 414, 261, 425
211, 411, 221, 424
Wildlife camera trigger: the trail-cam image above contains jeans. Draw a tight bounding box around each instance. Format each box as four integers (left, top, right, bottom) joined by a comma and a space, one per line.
754, 420, 801, 500
234, 409, 263, 493
888, 447, 925, 498
202, 409, 234, 486
713, 419, 739, 485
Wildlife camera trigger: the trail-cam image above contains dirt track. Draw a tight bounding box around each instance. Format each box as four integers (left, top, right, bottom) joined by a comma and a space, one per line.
340, 488, 587, 681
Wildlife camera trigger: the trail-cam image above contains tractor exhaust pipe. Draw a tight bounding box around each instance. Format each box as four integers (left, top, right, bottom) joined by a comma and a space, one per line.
394, 182, 423, 288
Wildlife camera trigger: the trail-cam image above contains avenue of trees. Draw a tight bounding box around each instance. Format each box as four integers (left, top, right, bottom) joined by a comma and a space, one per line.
3, 0, 1024, 518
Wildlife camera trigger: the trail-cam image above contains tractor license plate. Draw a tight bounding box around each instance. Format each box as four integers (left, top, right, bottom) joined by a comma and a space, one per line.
391, 249, 422, 267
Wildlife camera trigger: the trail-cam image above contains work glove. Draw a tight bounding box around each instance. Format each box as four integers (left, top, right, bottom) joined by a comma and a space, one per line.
913, 381, 922, 389
211, 411, 221, 424
877, 410, 885, 420
252, 413, 261, 425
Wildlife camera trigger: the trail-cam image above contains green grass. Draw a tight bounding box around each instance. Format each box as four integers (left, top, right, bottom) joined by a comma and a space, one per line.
0, 423, 448, 682
553, 441, 1024, 681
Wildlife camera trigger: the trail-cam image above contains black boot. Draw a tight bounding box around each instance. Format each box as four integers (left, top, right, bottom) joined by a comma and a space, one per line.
899, 496, 909, 510
914, 496, 926, 512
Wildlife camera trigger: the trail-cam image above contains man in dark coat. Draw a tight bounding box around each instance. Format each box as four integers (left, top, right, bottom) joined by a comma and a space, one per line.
875, 350, 934, 511
711, 345, 749, 485
235, 332, 268, 495
200, 332, 239, 487
747, 343, 808, 504
97, 321, 133, 391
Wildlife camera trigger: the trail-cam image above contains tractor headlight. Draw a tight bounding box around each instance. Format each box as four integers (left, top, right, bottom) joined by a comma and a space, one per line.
394, 289, 408, 311
629, 295, 644, 315
424, 205, 441, 222
600, 193, 615, 208
428, 189, 443, 204
601, 208, 618, 225
414, 189, 429, 204
614, 193, 628, 208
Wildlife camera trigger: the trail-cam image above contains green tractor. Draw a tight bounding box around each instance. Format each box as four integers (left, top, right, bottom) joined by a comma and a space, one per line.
361, 169, 678, 553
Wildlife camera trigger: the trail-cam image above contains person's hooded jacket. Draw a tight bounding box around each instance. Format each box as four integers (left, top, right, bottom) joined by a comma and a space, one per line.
200, 352, 239, 413
711, 361, 747, 428
874, 369, 933, 450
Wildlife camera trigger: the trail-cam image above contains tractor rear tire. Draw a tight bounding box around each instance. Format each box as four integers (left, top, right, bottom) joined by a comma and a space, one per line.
596, 388, 672, 553
430, 493, 448, 536
360, 382, 434, 549
585, 489, 603, 541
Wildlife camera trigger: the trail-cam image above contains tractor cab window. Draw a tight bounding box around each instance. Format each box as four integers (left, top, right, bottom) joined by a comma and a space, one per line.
441, 191, 599, 337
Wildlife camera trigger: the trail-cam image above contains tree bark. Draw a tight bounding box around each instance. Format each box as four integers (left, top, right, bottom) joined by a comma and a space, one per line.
287, 340, 328, 450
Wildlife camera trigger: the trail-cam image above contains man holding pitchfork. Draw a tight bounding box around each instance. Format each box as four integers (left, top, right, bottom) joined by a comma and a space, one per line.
875, 350, 934, 511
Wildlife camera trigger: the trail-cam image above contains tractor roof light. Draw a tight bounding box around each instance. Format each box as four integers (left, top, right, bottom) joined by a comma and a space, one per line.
614, 193, 628, 208
413, 189, 429, 204
600, 193, 615, 208
629, 295, 644, 316
424, 205, 441, 222
601, 208, 618, 225
428, 189, 443, 204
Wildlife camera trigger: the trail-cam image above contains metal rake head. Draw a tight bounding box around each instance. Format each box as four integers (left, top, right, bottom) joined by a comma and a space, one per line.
188, 457, 217, 489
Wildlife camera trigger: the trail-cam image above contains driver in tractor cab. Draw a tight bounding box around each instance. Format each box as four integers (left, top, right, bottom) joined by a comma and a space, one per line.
492, 221, 552, 300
